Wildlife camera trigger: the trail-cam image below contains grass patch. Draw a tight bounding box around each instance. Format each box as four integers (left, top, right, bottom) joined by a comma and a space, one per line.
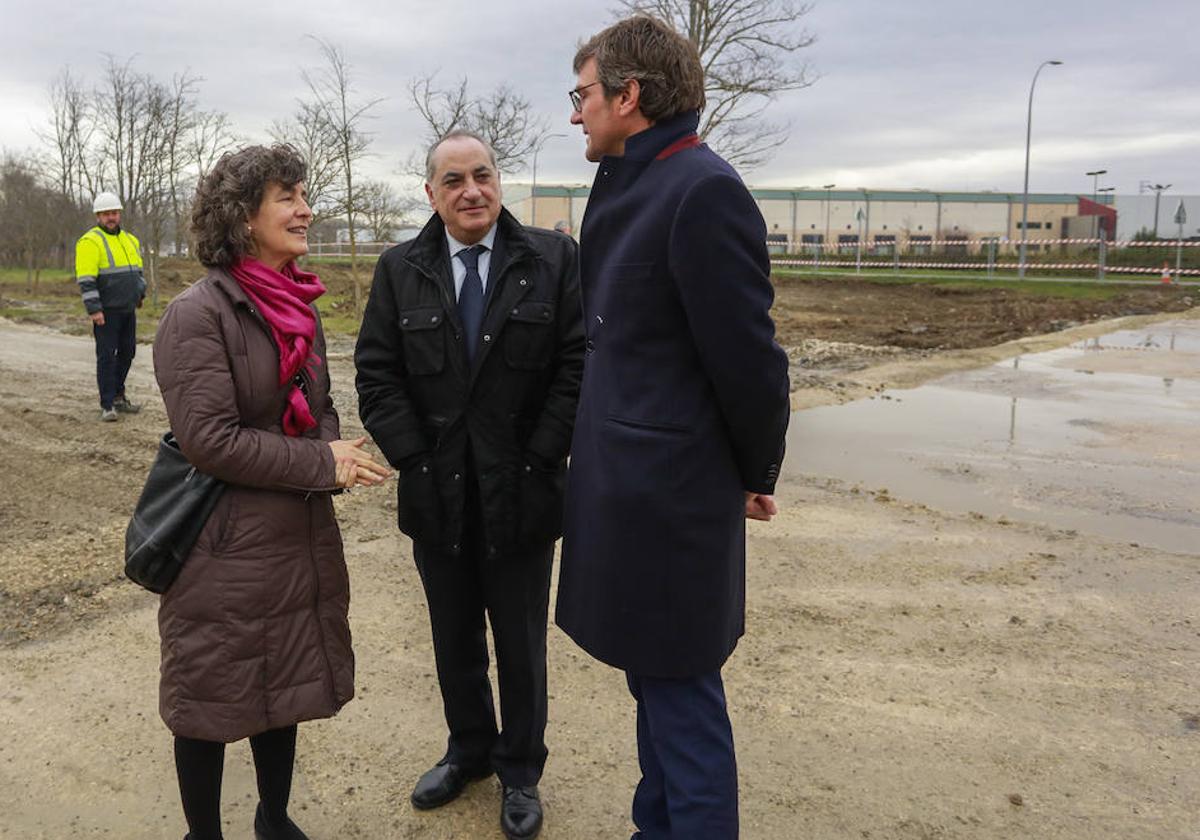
0, 307, 46, 323
0, 267, 75, 287
0, 260, 371, 339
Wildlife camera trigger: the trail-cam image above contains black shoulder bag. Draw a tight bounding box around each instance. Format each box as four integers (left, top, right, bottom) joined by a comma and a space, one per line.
124, 432, 225, 594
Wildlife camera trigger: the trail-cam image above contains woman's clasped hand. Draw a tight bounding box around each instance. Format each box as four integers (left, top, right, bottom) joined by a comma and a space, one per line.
329, 436, 392, 489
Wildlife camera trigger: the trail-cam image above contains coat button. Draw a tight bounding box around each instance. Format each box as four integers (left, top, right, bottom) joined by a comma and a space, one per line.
420, 465, 429, 473
524, 464, 533, 473
431, 315, 439, 324
451, 543, 460, 552
586, 340, 595, 352
519, 278, 528, 286
483, 334, 492, 342
512, 308, 520, 315
453, 472, 462, 481
401, 317, 410, 326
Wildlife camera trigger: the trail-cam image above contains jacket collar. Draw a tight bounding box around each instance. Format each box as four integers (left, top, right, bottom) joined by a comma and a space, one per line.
405, 206, 536, 274
618, 110, 701, 162
402, 206, 540, 387
209, 266, 253, 308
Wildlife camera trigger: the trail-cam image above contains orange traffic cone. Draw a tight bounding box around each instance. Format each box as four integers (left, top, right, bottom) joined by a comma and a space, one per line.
1161, 261, 1173, 284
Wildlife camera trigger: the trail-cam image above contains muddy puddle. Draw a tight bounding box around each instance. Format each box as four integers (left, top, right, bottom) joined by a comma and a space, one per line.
787, 320, 1200, 555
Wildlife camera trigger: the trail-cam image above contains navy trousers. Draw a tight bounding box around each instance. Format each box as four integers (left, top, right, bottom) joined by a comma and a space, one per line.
625, 670, 739, 840
93, 309, 137, 409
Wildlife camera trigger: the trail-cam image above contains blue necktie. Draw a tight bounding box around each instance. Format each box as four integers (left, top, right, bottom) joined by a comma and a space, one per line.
456, 244, 486, 362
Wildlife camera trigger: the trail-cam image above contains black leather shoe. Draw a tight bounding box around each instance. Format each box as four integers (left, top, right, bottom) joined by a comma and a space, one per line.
253, 802, 309, 840
500, 785, 543, 840
411, 759, 493, 810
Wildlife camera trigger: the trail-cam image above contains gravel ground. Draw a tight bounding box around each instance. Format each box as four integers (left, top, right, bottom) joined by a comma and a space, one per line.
0, 309, 1197, 839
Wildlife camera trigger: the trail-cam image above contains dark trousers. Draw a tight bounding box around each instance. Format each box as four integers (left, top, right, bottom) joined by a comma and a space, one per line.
412, 512, 554, 788
625, 670, 739, 840
93, 309, 137, 409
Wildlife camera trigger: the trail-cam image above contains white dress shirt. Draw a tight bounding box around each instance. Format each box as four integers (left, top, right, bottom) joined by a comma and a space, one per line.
445, 224, 498, 301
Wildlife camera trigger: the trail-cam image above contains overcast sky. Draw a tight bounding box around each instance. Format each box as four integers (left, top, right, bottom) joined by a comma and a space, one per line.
2, 0, 1197, 201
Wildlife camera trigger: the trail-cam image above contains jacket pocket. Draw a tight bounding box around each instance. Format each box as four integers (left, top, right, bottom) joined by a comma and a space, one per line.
397, 457, 442, 544
503, 300, 555, 370
606, 415, 692, 434
518, 456, 565, 546
399, 307, 446, 375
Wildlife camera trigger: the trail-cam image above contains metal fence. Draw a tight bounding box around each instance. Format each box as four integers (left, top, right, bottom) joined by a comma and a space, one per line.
768, 236, 1200, 281
305, 237, 1200, 282
307, 241, 398, 258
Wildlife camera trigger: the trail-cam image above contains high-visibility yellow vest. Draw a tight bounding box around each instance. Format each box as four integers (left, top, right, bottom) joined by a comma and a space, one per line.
75, 226, 145, 313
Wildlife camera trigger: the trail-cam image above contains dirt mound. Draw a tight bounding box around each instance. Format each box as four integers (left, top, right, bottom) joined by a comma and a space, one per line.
772, 275, 1195, 352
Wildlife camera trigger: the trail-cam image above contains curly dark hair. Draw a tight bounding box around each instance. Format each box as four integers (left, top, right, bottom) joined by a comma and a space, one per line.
190, 144, 307, 268
574, 15, 706, 123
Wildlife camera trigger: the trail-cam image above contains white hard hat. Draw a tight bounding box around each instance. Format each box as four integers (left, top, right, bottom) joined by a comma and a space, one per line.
93, 192, 123, 213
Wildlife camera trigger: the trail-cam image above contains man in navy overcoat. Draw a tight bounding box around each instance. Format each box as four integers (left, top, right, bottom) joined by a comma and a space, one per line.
556, 15, 791, 840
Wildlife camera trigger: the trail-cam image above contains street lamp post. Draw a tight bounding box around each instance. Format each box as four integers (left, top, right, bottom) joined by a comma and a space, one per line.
823, 184, 836, 262
530, 132, 566, 228
1086, 168, 1107, 240
1150, 183, 1172, 238
1018, 60, 1063, 279
1173, 199, 1188, 281
1096, 186, 1116, 279
1097, 186, 1115, 238
855, 207, 865, 274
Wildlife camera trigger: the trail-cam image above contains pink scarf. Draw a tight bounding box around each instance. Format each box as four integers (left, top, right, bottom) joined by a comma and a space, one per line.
229, 257, 327, 436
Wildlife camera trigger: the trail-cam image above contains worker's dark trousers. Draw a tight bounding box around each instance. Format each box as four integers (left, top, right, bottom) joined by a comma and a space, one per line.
94, 309, 137, 410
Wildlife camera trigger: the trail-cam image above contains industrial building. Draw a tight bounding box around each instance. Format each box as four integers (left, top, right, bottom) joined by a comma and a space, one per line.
505, 185, 1198, 252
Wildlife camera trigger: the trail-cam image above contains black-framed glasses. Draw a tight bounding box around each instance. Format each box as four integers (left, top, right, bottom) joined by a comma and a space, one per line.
568, 81, 601, 112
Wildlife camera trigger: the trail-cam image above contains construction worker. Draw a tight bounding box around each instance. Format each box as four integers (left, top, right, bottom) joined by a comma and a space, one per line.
76, 192, 146, 421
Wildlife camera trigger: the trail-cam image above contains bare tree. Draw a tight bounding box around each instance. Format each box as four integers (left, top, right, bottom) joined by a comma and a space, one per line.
89, 59, 208, 299
299, 36, 382, 315
36, 58, 233, 275
138, 79, 177, 304
269, 100, 341, 223
37, 70, 95, 267
0, 155, 77, 291
41, 68, 97, 208
408, 73, 547, 176
188, 109, 238, 181
616, 0, 817, 170
94, 56, 146, 216
410, 75, 471, 141
357, 180, 421, 242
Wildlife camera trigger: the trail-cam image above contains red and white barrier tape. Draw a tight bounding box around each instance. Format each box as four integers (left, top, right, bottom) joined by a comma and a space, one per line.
776, 237, 1199, 247
771, 258, 1200, 277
